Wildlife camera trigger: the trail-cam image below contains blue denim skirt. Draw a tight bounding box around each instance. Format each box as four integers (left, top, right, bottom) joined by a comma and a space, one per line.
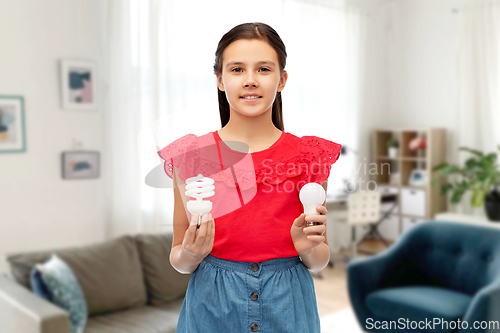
176, 254, 321, 333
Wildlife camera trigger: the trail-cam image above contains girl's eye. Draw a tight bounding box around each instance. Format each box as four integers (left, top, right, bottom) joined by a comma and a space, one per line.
231, 67, 271, 73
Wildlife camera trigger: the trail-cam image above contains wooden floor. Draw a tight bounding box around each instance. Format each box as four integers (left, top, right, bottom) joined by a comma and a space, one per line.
312, 238, 392, 317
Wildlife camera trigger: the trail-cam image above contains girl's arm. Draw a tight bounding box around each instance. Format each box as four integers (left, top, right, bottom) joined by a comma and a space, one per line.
297, 232, 330, 273
169, 167, 215, 274
293, 181, 330, 273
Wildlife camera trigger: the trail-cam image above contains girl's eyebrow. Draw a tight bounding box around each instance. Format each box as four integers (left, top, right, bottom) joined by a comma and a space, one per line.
226, 61, 276, 68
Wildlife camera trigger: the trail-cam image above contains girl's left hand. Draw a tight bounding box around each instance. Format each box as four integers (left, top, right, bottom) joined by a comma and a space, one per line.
290, 205, 328, 255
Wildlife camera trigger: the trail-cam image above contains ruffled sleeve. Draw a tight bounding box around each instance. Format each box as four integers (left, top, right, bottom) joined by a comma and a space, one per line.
158, 132, 341, 189
157, 134, 198, 181
299, 136, 342, 186
251, 134, 341, 190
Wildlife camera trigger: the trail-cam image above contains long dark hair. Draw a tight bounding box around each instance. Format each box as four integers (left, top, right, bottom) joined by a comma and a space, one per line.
213, 22, 287, 131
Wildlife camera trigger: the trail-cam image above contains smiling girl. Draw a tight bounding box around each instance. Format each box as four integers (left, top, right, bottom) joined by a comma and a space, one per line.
158, 22, 341, 332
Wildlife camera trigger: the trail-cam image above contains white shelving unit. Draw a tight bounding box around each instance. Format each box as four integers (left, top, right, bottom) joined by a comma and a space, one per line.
373, 128, 447, 240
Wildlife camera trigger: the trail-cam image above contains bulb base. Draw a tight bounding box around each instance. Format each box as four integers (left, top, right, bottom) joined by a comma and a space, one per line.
306, 221, 323, 227
304, 204, 321, 216
187, 201, 213, 227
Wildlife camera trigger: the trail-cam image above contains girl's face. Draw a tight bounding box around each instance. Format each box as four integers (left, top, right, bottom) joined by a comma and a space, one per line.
217, 39, 287, 119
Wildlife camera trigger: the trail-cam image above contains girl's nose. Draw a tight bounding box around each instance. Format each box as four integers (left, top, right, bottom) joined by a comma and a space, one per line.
243, 74, 258, 87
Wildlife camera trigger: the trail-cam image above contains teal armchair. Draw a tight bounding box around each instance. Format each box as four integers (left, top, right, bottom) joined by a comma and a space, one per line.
347, 221, 500, 333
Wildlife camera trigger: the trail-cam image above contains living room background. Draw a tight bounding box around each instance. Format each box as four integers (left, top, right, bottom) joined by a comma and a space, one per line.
0, 0, 495, 276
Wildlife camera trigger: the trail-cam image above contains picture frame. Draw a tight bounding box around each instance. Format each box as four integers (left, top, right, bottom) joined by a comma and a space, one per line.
408, 169, 427, 186
59, 59, 97, 110
0, 95, 26, 153
61, 151, 100, 179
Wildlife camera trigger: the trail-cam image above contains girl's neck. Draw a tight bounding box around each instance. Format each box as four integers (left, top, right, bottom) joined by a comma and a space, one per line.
218, 109, 282, 152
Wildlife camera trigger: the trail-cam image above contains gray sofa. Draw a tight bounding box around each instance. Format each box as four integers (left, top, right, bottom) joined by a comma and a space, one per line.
0, 233, 190, 333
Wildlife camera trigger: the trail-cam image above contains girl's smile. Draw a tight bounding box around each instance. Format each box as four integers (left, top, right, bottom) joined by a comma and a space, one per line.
240, 93, 262, 103
217, 39, 287, 118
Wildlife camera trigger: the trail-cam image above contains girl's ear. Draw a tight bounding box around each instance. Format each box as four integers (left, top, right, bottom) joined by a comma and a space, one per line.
277, 70, 288, 92
216, 75, 225, 92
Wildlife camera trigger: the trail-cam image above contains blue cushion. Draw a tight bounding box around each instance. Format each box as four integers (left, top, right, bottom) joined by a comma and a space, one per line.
36, 254, 88, 333
30, 267, 52, 302
367, 286, 471, 325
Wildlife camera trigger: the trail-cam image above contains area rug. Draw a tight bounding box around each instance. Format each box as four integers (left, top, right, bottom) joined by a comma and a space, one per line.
320, 307, 366, 333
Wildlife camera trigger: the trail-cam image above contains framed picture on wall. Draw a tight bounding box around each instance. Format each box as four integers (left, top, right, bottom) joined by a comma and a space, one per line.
59, 59, 97, 110
61, 151, 100, 179
0, 95, 26, 153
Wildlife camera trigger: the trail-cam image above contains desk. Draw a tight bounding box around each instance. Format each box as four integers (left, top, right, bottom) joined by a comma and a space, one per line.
434, 212, 500, 229
326, 192, 398, 204
325, 192, 398, 255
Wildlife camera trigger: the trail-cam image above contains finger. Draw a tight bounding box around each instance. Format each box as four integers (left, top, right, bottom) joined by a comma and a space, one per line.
316, 205, 328, 215
293, 213, 306, 228
208, 217, 215, 249
305, 214, 327, 224
196, 213, 209, 246
206, 214, 212, 237
185, 213, 199, 245
303, 225, 326, 235
205, 214, 213, 246
306, 235, 325, 243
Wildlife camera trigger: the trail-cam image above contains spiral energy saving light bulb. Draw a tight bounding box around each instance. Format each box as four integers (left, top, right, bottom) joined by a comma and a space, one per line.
185, 174, 215, 226
299, 182, 326, 226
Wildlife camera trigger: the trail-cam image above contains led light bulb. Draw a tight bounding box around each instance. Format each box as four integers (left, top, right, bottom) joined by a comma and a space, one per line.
185, 174, 215, 226
299, 182, 326, 226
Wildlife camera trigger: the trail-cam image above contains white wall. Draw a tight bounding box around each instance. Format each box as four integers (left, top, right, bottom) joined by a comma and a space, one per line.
350, 0, 391, 176
0, 0, 107, 275
382, 0, 477, 159
347, 0, 479, 170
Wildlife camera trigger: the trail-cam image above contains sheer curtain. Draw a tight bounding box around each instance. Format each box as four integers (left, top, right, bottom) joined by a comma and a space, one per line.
99, 0, 367, 237
454, 1, 500, 215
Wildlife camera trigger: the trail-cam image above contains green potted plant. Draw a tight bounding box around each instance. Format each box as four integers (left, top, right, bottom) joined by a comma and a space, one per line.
387, 139, 399, 158
433, 146, 500, 221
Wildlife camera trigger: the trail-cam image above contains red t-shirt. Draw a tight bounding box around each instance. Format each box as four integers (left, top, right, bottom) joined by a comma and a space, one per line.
158, 130, 341, 262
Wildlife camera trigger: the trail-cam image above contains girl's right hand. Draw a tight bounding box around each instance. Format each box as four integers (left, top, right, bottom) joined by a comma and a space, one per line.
182, 212, 215, 262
